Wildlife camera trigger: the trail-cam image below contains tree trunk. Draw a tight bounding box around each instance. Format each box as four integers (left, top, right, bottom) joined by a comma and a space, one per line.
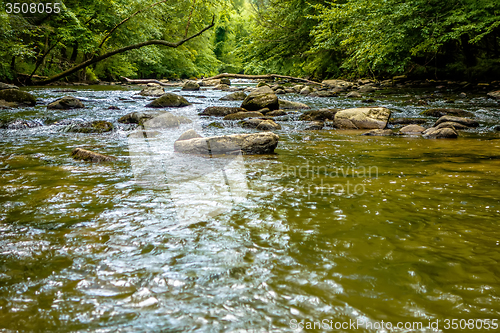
202, 73, 321, 85
120, 76, 179, 86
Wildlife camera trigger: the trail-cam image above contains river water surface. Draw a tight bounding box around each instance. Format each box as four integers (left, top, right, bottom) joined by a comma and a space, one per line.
1, 83, 500, 332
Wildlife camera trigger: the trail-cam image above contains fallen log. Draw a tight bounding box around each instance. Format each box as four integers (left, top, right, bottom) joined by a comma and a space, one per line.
202, 73, 321, 85
120, 76, 181, 86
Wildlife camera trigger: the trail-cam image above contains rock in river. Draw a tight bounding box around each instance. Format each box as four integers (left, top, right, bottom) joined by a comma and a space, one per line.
64, 120, 113, 133
0, 82, 18, 90
174, 132, 279, 155
146, 93, 191, 108
118, 112, 153, 125
335, 107, 391, 129
241, 86, 279, 111
299, 109, 338, 121
223, 111, 264, 120
487, 90, 500, 99
399, 125, 425, 134
0, 89, 37, 106
71, 148, 115, 162
434, 116, 479, 128
420, 108, 474, 118
47, 96, 84, 109
362, 129, 393, 136
220, 91, 247, 101
182, 80, 200, 91
138, 86, 165, 96
199, 106, 247, 117
142, 113, 192, 129
422, 127, 458, 139
176, 129, 202, 141
278, 99, 310, 109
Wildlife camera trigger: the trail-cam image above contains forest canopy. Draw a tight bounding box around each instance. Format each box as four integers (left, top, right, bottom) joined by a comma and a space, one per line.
1, 0, 499, 83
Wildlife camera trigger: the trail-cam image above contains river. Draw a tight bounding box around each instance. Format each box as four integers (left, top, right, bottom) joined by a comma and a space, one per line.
1, 82, 500, 332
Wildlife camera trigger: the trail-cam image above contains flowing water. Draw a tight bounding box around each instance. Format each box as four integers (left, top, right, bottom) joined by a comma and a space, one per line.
1, 82, 500, 332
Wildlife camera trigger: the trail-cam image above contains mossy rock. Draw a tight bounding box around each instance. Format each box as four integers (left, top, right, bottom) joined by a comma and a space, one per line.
299, 109, 338, 121
206, 122, 224, 129
420, 108, 474, 118
64, 120, 114, 133
71, 148, 114, 162
0, 89, 36, 106
47, 96, 85, 109
223, 111, 264, 120
146, 93, 191, 107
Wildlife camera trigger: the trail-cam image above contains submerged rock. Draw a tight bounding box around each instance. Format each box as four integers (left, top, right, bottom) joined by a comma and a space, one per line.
434, 116, 479, 128
433, 122, 469, 130
146, 93, 191, 107
220, 91, 247, 101
241, 86, 279, 111
299, 109, 338, 121
335, 107, 391, 129
399, 125, 425, 134
182, 80, 200, 91
174, 132, 279, 155
220, 78, 231, 85
199, 106, 247, 116
0, 89, 37, 106
362, 129, 393, 136
420, 108, 474, 118
64, 120, 113, 133
138, 86, 165, 96
389, 118, 427, 125
266, 110, 287, 117
47, 96, 84, 109
71, 148, 115, 162
214, 83, 232, 91
422, 127, 458, 138
278, 99, 310, 109
223, 111, 264, 120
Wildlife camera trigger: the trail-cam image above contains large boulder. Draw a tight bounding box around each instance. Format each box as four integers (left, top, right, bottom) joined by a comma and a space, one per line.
0, 82, 18, 90
71, 148, 115, 162
241, 86, 279, 111
223, 111, 264, 120
434, 115, 479, 128
422, 127, 458, 139
334, 107, 391, 129
118, 112, 153, 125
0, 89, 37, 106
299, 86, 315, 95
420, 108, 474, 118
142, 113, 192, 129
138, 86, 165, 96
278, 99, 310, 109
199, 106, 247, 117
174, 132, 279, 155
146, 93, 191, 107
487, 90, 500, 99
47, 96, 84, 109
182, 80, 200, 91
64, 120, 113, 133
299, 109, 338, 121
220, 91, 247, 101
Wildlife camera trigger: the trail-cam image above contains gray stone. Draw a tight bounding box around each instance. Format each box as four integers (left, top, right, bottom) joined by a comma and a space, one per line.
278, 99, 310, 109
200, 106, 247, 116
434, 116, 479, 128
138, 86, 165, 96
399, 124, 425, 134
220, 91, 247, 101
422, 127, 458, 138
362, 129, 393, 136
174, 132, 280, 155
241, 86, 279, 111
142, 112, 192, 129
176, 129, 202, 141
334, 107, 391, 129
146, 93, 191, 108
47, 96, 84, 109
182, 80, 200, 91
223, 111, 264, 120
0, 89, 37, 106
